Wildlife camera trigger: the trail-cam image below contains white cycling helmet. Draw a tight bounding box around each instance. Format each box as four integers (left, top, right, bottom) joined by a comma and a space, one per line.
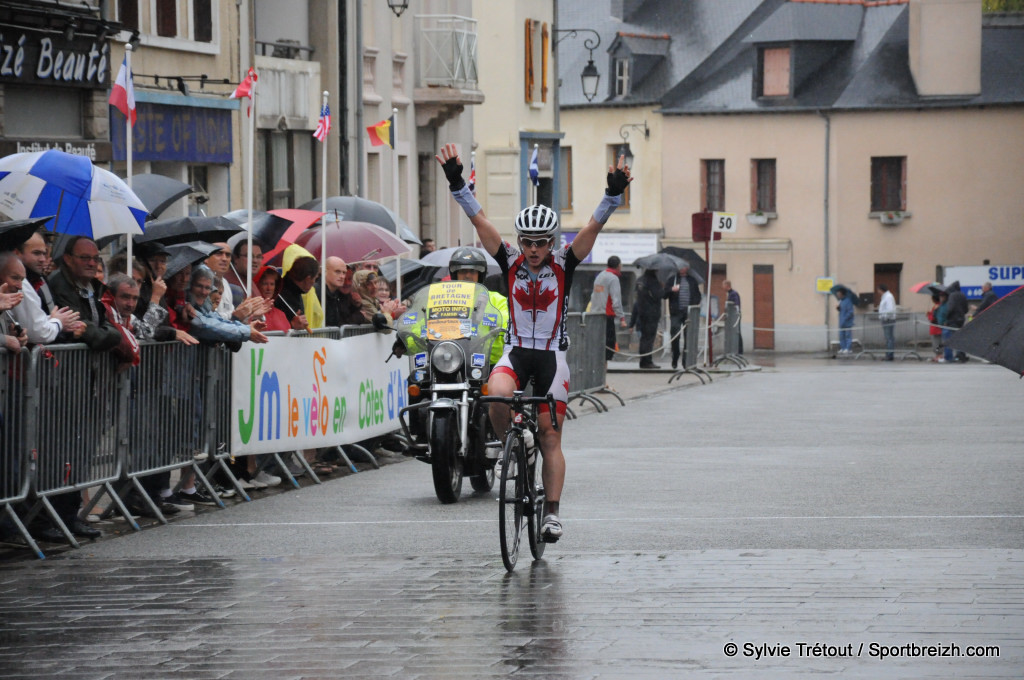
514, 204, 559, 239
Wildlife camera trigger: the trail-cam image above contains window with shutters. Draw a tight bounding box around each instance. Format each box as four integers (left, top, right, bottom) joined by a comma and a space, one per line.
701, 159, 725, 212
524, 19, 548, 104
871, 157, 906, 212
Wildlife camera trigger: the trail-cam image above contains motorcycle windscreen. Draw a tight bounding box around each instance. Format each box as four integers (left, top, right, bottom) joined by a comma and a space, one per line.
423, 281, 491, 341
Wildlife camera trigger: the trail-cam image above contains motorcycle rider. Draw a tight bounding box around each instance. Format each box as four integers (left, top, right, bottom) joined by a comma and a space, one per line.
435, 142, 632, 542
447, 247, 508, 366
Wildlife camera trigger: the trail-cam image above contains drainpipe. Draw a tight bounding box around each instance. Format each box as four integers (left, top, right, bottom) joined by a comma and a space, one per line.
354, 0, 364, 197
820, 110, 831, 350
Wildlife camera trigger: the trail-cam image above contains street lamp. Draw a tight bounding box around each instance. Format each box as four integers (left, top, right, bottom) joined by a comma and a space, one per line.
387, 0, 409, 18
554, 28, 602, 102
618, 121, 649, 165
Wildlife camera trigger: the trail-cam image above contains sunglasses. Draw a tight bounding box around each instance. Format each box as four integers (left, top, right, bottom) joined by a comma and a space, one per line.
519, 237, 551, 249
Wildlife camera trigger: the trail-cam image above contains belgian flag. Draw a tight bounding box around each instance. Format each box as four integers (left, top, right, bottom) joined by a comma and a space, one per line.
366, 115, 394, 148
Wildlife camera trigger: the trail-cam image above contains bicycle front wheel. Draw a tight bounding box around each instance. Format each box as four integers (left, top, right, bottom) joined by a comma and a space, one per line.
498, 430, 525, 572
528, 456, 546, 560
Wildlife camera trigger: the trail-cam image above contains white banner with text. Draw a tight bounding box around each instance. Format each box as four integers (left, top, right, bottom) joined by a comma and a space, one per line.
230, 334, 408, 455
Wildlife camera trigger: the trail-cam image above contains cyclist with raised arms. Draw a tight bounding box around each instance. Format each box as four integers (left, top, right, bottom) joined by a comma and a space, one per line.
435, 143, 632, 542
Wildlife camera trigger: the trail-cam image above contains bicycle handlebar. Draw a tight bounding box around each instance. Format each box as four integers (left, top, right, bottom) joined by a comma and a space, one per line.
479, 391, 559, 432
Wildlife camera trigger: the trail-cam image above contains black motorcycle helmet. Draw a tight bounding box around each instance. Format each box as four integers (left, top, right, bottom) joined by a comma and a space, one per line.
448, 247, 487, 282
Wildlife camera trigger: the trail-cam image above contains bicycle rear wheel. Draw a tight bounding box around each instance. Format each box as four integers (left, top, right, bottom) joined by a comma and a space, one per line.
498, 430, 525, 572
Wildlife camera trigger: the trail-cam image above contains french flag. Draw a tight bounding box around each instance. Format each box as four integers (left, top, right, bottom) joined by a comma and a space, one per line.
109, 55, 136, 126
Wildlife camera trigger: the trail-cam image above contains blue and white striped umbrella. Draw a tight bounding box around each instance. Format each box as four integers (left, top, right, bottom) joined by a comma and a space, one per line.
0, 149, 147, 240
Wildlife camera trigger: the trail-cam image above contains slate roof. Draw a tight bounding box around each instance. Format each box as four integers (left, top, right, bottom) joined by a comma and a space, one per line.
744, 2, 863, 43
557, 0, 767, 107
557, 0, 1024, 113
661, 2, 1024, 113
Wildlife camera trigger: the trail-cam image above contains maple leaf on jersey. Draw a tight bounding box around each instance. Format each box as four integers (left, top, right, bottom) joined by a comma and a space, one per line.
512, 280, 558, 319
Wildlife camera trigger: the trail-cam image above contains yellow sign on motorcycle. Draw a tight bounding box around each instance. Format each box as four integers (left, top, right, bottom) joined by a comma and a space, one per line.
426, 281, 477, 340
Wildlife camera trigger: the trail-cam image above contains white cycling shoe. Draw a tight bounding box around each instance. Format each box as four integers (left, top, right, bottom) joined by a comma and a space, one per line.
541, 513, 562, 542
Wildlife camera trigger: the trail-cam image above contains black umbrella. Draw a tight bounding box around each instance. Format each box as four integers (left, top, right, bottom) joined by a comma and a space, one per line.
633, 252, 694, 286
135, 214, 244, 246
163, 241, 222, 280
945, 285, 1024, 377
830, 283, 856, 300
130, 174, 192, 221
379, 256, 427, 283
660, 246, 709, 282
300, 196, 422, 244
222, 209, 292, 247
0, 215, 52, 251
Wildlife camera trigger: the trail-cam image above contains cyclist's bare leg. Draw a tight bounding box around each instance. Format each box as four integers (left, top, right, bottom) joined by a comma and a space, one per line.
538, 408, 566, 505
486, 371, 517, 443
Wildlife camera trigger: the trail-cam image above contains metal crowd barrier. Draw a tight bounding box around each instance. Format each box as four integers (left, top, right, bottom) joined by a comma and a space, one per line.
564, 312, 619, 415
3, 322, 394, 558
1, 348, 43, 558
849, 312, 923, 361
25, 344, 135, 548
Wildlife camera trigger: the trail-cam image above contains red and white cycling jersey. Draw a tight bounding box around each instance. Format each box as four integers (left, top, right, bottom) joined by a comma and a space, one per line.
495, 241, 580, 351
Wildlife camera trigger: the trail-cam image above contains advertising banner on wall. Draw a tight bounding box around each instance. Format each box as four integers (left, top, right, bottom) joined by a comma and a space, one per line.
230, 333, 408, 455
943, 265, 1024, 299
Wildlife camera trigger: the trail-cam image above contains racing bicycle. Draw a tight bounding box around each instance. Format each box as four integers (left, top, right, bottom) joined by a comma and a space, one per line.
480, 391, 558, 572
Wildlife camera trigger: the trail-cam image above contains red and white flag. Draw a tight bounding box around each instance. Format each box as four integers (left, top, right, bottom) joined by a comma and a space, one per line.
109, 54, 136, 126
231, 67, 258, 116
313, 103, 331, 142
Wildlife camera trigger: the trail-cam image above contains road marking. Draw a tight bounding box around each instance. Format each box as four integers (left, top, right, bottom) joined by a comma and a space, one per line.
184, 514, 1024, 528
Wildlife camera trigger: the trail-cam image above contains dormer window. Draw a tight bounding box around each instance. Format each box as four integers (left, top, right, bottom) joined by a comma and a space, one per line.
607, 31, 669, 101
614, 58, 630, 97
759, 46, 791, 97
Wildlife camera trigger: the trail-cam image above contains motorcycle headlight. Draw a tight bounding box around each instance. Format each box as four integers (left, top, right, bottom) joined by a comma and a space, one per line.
431, 341, 464, 374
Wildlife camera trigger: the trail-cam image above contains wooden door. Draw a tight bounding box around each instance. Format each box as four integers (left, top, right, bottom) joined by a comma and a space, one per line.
753, 264, 774, 350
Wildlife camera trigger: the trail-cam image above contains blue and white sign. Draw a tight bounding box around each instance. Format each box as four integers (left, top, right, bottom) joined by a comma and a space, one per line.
414, 353, 427, 368
944, 265, 1024, 299
471, 353, 486, 368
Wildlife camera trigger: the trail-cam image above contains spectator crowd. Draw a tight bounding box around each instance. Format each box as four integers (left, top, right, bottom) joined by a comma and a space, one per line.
0, 228, 408, 547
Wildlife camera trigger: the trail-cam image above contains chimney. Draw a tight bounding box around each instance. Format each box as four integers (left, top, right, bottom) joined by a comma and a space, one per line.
908, 0, 982, 97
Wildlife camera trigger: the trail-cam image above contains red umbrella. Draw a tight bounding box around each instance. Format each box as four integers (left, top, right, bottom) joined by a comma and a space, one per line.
259, 208, 324, 261
294, 220, 413, 264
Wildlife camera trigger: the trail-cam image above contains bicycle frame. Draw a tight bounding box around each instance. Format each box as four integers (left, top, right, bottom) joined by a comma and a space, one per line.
480, 390, 558, 572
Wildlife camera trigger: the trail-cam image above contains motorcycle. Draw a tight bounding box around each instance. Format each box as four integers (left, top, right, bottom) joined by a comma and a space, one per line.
392, 280, 505, 503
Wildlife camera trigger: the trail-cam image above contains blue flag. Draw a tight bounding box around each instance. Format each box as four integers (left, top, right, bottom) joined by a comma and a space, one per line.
528, 146, 539, 187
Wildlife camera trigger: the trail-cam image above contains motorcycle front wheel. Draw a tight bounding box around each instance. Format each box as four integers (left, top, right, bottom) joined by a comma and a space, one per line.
430, 410, 463, 504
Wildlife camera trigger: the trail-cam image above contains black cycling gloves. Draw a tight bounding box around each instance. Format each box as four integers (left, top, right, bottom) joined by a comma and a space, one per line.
441, 156, 465, 192
606, 168, 630, 197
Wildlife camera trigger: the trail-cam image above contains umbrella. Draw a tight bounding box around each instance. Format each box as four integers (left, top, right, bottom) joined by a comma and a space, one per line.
163, 241, 222, 280
945, 285, 1024, 376
830, 283, 856, 300
0, 215, 53, 251
633, 252, 693, 285
260, 208, 325, 261
222, 209, 291, 246
660, 246, 709, 282
911, 280, 945, 295
134, 214, 243, 246
130, 174, 192, 221
300, 196, 422, 244
292, 221, 414, 264
419, 246, 500, 277
0, 148, 147, 239
379, 256, 426, 283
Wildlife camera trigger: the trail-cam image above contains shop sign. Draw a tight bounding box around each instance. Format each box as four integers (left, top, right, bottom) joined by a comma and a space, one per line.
0, 26, 108, 88
111, 102, 233, 164
0, 139, 112, 162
